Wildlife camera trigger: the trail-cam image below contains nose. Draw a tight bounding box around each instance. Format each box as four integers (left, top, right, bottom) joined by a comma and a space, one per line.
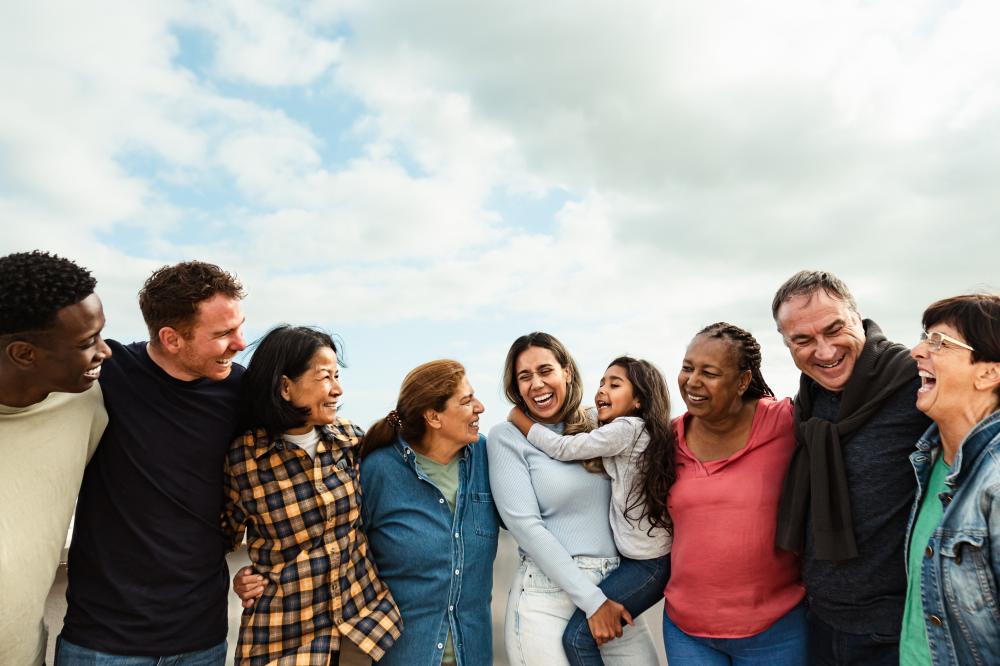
330, 377, 343, 398
814, 336, 836, 361
473, 398, 485, 414
95, 336, 112, 360
530, 373, 544, 389
231, 328, 247, 352
910, 340, 928, 361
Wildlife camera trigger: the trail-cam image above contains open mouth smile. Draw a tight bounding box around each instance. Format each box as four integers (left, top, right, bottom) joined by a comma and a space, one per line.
918, 370, 936, 393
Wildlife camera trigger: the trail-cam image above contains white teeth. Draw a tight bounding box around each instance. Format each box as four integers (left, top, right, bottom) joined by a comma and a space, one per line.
817, 357, 843, 369
533, 393, 553, 405
84, 366, 102, 378
686, 393, 707, 402
216, 358, 232, 366
918, 370, 935, 379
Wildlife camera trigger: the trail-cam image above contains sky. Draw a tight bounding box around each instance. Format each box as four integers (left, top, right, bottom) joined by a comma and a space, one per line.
2, 0, 999, 430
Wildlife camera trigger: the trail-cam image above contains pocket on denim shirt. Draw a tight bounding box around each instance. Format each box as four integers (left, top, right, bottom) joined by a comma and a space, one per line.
472, 491, 499, 538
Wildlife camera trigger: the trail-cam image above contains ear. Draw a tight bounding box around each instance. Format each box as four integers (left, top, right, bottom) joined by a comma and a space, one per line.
424, 408, 442, 431
5, 341, 37, 370
633, 398, 642, 412
974, 362, 1000, 392
563, 366, 572, 385
279, 376, 293, 401
158, 326, 182, 354
738, 369, 752, 395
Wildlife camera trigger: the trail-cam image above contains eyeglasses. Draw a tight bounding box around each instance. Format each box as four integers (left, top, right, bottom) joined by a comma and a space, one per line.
919, 330, 975, 353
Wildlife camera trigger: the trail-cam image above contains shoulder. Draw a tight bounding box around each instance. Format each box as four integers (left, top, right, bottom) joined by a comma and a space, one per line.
610, 415, 645, 433
487, 421, 528, 448
360, 439, 400, 472
759, 396, 794, 422
227, 428, 265, 459
330, 417, 365, 443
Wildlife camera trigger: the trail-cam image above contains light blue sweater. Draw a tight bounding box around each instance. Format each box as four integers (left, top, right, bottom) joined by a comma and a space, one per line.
487, 421, 616, 617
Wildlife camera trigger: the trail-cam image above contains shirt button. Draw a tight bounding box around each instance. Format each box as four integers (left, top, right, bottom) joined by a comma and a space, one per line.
925, 545, 933, 557
454, 569, 460, 575
929, 614, 943, 627
437, 643, 444, 649
439, 498, 445, 504
449, 605, 454, 611
454, 533, 460, 539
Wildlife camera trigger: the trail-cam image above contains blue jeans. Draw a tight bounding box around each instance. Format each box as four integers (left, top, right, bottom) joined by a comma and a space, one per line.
806, 610, 898, 666
561, 554, 670, 666
54, 636, 227, 665
662, 603, 807, 666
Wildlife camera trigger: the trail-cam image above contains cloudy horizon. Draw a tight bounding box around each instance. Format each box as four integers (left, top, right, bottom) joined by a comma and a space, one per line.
3, 0, 998, 428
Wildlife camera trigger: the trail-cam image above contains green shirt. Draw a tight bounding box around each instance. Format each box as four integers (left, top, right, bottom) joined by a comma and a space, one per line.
414, 452, 461, 666
900, 454, 950, 666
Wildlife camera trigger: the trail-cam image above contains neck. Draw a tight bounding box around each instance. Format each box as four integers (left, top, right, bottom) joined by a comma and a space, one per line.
146, 342, 195, 381
414, 431, 465, 464
0, 373, 50, 408
691, 398, 755, 437
936, 397, 999, 465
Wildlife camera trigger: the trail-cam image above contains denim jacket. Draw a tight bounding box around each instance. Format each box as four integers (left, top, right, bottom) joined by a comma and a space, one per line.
905, 409, 1000, 666
360, 434, 499, 666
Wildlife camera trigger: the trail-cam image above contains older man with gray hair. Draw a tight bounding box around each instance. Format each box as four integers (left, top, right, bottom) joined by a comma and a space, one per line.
772, 270, 929, 666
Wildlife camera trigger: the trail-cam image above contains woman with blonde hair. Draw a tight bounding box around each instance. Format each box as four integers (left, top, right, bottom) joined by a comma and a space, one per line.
360, 359, 499, 666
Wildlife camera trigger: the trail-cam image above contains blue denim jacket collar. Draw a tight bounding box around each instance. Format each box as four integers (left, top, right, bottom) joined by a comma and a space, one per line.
913, 409, 1000, 487
906, 408, 1000, 666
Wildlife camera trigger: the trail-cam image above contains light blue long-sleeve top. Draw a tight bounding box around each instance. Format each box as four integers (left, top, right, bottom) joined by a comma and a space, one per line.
487, 421, 616, 617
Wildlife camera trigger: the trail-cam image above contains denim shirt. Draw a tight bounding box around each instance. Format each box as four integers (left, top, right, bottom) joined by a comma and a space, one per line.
360, 434, 499, 666
905, 409, 1000, 666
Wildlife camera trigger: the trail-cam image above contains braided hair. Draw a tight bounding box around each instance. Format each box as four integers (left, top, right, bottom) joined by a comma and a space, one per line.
696, 322, 774, 401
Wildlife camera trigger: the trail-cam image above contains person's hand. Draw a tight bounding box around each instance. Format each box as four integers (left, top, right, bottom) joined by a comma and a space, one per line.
587, 599, 633, 646
507, 406, 533, 436
233, 566, 265, 609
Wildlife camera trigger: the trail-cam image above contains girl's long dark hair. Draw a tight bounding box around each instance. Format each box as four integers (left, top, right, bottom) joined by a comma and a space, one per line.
612, 356, 677, 535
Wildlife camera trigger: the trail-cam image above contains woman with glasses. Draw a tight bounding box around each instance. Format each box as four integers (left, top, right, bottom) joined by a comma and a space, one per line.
899, 294, 1000, 665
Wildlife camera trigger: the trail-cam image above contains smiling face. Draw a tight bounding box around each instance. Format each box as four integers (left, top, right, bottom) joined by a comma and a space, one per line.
595, 364, 641, 423
910, 321, 980, 422
31, 293, 111, 393
173, 293, 247, 381
678, 335, 750, 420
433, 375, 485, 446
776, 289, 866, 392
515, 345, 572, 423
281, 346, 342, 432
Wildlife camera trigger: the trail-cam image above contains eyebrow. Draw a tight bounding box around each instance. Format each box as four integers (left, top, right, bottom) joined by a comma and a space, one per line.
605, 373, 626, 382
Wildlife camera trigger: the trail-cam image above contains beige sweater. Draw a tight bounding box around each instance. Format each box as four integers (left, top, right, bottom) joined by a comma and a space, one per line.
0, 385, 107, 666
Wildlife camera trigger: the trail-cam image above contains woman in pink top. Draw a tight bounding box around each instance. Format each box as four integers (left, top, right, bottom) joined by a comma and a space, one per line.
662, 322, 806, 665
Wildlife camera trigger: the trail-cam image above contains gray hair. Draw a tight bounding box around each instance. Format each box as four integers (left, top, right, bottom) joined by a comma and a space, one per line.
771, 270, 859, 324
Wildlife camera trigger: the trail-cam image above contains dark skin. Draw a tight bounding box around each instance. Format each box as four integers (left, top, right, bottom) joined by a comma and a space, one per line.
678, 335, 756, 461
0, 293, 110, 408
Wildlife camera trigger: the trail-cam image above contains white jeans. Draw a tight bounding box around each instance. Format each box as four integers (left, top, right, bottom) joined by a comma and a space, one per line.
504, 555, 659, 666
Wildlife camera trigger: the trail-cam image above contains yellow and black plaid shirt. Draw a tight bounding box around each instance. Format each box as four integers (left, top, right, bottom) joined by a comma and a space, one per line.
223, 419, 402, 665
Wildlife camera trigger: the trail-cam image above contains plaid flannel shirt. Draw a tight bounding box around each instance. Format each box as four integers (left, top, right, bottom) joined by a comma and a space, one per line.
223, 419, 402, 665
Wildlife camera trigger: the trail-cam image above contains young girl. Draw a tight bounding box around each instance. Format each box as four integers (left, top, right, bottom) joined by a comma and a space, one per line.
508, 355, 674, 666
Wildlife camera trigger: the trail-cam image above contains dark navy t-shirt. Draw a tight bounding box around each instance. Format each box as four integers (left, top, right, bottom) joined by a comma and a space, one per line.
62, 340, 244, 654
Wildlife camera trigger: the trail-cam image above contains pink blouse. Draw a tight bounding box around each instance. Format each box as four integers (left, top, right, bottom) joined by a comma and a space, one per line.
664, 396, 805, 638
